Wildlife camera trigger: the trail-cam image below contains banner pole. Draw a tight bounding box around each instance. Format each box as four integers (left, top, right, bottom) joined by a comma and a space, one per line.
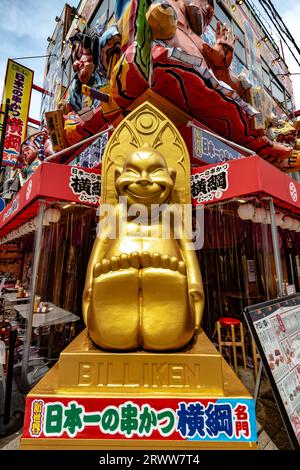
0, 99, 11, 169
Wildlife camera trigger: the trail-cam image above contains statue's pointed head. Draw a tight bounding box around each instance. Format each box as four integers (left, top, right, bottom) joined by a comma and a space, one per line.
115, 144, 176, 207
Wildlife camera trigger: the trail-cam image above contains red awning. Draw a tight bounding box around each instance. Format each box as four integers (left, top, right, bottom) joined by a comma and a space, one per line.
0, 163, 100, 237
1, 156, 299, 239
192, 156, 300, 213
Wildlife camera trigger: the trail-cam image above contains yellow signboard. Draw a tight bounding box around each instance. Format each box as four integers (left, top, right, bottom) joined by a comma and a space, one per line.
0, 60, 34, 166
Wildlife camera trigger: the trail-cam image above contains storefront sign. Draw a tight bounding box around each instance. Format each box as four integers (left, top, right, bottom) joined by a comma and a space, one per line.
0, 198, 6, 213
68, 131, 109, 168
0, 60, 34, 166
23, 396, 256, 443
193, 128, 244, 164
191, 164, 229, 203
191, 156, 300, 212
69, 167, 101, 204
45, 110, 67, 151
244, 294, 300, 449
2, 196, 19, 222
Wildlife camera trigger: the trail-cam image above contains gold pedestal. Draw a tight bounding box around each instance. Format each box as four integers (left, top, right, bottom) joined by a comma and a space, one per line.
21, 329, 257, 449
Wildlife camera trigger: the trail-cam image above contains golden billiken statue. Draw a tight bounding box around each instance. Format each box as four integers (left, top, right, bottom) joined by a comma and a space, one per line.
83, 104, 204, 351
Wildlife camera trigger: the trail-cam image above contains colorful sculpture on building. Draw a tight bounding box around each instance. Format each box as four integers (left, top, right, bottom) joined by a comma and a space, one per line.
61, 31, 117, 146
15, 130, 54, 184
56, 0, 298, 170
83, 102, 204, 350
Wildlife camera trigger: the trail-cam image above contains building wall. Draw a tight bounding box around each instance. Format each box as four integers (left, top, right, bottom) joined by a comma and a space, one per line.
40, 0, 295, 126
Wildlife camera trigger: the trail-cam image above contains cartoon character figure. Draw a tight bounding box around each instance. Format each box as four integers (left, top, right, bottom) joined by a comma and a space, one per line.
61, 32, 117, 146
15, 130, 54, 183
83, 102, 203, 351
83, 145, 203, 350
101, 0, 296, 170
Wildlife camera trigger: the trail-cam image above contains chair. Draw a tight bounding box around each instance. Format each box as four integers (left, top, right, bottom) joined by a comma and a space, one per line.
216, 317, 247, 374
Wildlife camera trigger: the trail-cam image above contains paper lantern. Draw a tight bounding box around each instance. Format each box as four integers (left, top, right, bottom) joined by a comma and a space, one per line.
281, 216, 294, 230
252, 208, 268, 224
43, 208, 61, 226
275, 212, 284, 226
237, 203, 255, 220
290, 219, 300, 231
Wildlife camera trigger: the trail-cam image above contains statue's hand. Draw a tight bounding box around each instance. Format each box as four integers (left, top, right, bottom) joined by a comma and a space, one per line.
203, 21, 235, 69
189, 284, 203, 330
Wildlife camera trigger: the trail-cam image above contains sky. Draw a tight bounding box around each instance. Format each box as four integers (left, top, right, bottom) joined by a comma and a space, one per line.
0, 0, 77, 122
257, 0, 300, 112
0, 0, 300, 121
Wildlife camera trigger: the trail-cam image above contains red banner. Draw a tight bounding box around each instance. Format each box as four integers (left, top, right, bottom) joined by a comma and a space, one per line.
0, 163, 100, 237
191, 156, 300, 212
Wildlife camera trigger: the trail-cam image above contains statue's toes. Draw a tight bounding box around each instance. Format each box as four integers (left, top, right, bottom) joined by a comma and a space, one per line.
93, 262, 102, 278
101, 258, 111, 274
110, 255, 120, 271
131, 252, 140, 269
141, 251, 151, 268
152, 252, 161, 268
170, 256, 179, 271
161, 254, 170, 269
120, 253, 130, 269
178, 261, 186, 275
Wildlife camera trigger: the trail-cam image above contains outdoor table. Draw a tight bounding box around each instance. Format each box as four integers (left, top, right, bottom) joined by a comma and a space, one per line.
14, 302, 79, 328
2, 293, 31, 305
14, 302, 80, 360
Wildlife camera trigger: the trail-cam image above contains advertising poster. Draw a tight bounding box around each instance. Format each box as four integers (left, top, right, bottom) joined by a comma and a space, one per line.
244, 294, 300, 449
192, 127, 245, 164
0, 60, 34, 166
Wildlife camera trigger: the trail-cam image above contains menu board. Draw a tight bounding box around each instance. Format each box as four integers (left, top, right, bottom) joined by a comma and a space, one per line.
244, 294, 300, 450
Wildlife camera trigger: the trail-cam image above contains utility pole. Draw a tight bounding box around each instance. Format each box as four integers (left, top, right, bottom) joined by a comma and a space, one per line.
0, 98, 11, 169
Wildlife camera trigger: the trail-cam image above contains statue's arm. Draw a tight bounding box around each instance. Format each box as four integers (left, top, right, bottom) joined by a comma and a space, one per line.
82, 225, 110, 325
177, 213, 204, 330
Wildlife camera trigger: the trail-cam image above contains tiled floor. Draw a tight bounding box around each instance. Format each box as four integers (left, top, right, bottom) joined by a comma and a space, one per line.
238, 367, 293, 450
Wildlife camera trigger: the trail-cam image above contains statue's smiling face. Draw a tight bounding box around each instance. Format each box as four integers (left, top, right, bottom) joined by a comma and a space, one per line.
115, 147, 176, 207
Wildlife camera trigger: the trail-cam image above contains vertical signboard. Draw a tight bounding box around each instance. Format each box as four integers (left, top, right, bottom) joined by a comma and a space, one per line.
244, 294, 300, 450
0, 59, 34, 166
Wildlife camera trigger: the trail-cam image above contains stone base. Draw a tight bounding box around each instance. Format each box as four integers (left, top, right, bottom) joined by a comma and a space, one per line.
57, 328, 224, 394
21, 330, 257, 449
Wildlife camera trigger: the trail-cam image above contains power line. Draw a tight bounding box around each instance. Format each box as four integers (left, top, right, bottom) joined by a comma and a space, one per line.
257, 0, 300, 67
11, 54, 57, 60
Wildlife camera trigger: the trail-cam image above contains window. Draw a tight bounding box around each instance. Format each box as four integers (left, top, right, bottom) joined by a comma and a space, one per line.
212, 3, 247, 66
261, 58, 291, 112
233, 21, 246, 65
89, 0, 115, 32
261, 59, 271, 91
270, 75, 285, 106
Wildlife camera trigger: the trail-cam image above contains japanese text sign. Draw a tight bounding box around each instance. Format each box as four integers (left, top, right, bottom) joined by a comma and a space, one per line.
245, 294, 300, 450
193, 127, 244, 164
23, 397, 256, 443
0, 60, 34, 166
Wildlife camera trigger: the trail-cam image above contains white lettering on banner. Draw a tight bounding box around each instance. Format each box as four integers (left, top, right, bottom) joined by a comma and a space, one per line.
26, 180, 33, 201
289, 182, 298, 202
69, 168, 101, 204
2, 196, 19, 222
191, 164, 229, 203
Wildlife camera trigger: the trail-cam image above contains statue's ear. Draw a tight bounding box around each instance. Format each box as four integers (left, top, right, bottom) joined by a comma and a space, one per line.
115, 167, 122, 181
169, 168, 176, 183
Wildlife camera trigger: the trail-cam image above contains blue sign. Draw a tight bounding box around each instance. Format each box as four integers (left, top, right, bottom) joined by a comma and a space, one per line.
193, 128, 245, 164
0, 197, 6, 212
68, 132, 109, 168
